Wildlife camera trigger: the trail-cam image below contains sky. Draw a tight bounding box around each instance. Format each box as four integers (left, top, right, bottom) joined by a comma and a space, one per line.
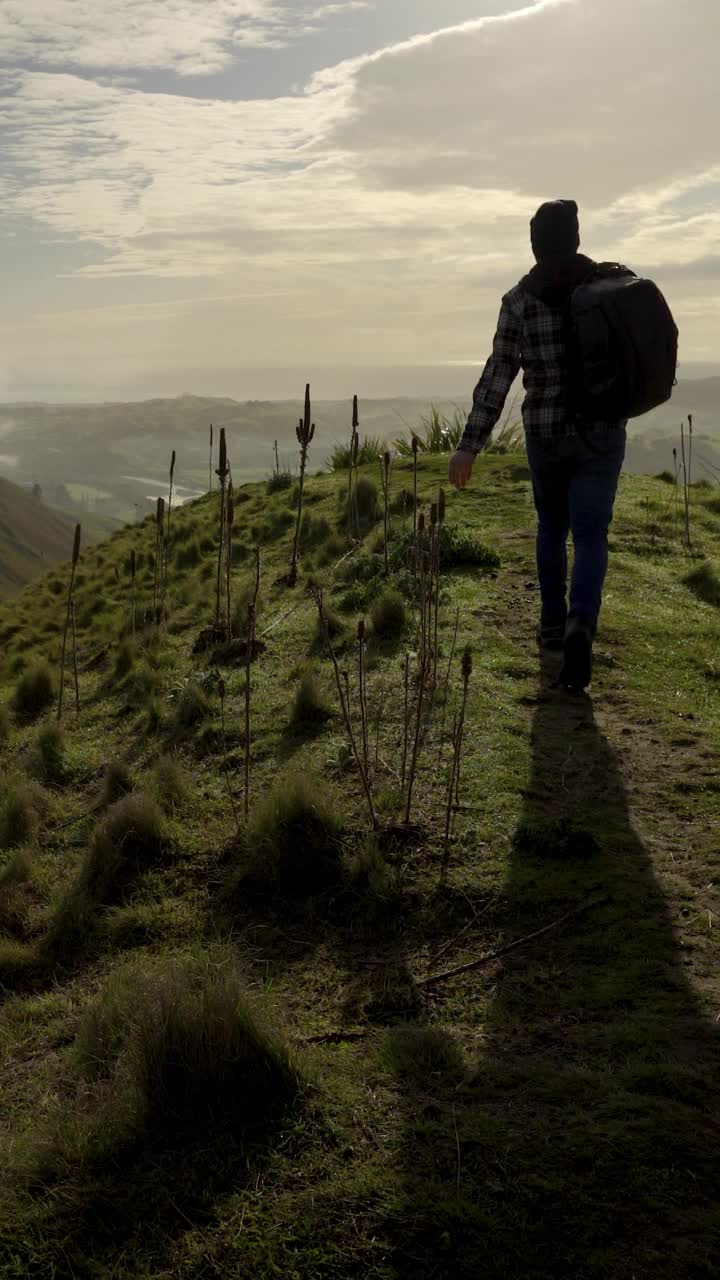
0, 0, 718, 402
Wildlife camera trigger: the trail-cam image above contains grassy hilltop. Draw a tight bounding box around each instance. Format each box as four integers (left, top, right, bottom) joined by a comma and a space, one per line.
0, 452, 719, 1279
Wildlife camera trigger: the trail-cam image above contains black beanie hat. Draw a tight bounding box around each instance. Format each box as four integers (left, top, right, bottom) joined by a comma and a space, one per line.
530, 199, 580, 259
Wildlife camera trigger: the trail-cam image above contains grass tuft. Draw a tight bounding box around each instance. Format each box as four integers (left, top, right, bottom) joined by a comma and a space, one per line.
13, 662, 56, 722
33, 721, 66, 785
0, 784, 42, 849
382, 1025, 465, 1082
230, 772, 344, 897
151, 755, 189, 812
289, 670, 332, 730
174, 681, 213, 729
683, 562, 720, 607
74, 954, 301, 1142
370, 590, 407, 639
101, 760, 134, 806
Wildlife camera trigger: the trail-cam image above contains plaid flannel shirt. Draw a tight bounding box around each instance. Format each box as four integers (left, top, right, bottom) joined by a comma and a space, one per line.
459, 283, 624, 454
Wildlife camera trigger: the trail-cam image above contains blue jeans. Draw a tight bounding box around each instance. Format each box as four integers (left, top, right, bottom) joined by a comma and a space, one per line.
526, 428, 626, 631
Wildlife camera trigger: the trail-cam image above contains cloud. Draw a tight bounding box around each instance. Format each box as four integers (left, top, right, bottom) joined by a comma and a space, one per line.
322, 0, 718, 206
1, 0, 718, 395
0, 0, 368, 76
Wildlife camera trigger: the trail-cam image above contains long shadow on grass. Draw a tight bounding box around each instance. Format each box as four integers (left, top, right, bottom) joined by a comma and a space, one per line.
387, 654, 720, 1280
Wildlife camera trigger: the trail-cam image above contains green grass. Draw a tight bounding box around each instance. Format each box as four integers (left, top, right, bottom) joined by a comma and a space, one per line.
0, 454, 718, 1279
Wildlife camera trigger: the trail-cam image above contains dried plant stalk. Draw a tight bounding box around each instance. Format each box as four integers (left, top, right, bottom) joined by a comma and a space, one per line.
71, 599, 81, 713
404, 652, 429, 825
348, 395, 359, 539
218, 678, 240, 833
401, 652, 411, 789
313, 588, 377, 827
680, 421, 692, 549
226, 483, 234, 642
209, 423, 213, 494
58, 523, 81, 720
381, 451, 391, 576
289, 384, 315, 586
358, 620, 369, 775
243, 547, 261, 818
130, 549, 137, 638
454, 647, 473, 807
215, 428, 229, 628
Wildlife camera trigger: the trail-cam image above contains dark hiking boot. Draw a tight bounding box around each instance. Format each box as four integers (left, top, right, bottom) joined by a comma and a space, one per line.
559, 617, 594, 690
536, 621, 565, 651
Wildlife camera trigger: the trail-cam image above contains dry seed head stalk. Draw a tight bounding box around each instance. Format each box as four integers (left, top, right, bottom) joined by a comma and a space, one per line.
170, 450, 176, 481
461, 646, 473, 683
130, 549, 136, 580
357, 619, 366, 642
353, 395, 359, 430
72, 524, 81, 566
217, 428, 228, 479
438, 489, 446, 524
430, 502, 438, 529
412, 436, 419, 457
218, 677, 226, 701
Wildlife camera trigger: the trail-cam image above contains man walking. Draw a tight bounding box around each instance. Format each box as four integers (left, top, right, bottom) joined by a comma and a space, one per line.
448, 200, 627, 692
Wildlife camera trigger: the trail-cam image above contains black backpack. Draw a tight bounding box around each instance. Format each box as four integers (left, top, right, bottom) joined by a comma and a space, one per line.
569, 263, 678, 421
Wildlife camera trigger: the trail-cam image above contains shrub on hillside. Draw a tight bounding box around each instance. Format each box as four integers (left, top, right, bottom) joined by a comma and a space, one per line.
101, 761, 134, 806
370, 590, 406, 639
76, 794, 166, 910
174, 540, 201, 570
174, 681, 213, 729
151, 755, 188, 812
33, 721, 66, 785
289, 670, 332, 730
683, 562, 720, 608
0, 783, 43, 849
13, 663, 56, 722
266, 471, 293, 494
114, 639, 137, 679
74, 955, 301, 1144
350, 476, 378, 529
230, 772, 344, 897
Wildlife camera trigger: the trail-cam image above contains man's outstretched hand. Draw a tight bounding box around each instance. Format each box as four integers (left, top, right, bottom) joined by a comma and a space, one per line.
448, 449, 474, 490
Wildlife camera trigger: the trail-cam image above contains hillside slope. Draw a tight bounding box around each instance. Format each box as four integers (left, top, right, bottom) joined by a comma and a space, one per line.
0, 476, 78, 597
0, 455, 718, 1279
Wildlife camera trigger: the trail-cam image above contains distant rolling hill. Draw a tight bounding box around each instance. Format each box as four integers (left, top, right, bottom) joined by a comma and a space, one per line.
0, 380, 717, 528
0, 477, 114, 599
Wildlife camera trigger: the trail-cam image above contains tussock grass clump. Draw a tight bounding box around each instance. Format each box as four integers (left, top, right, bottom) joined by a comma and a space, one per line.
513, 817, 600, 860
382, 1026, 465, 1082
61, 795, 166, 925
266, 470, 293, 495
683, 562, 720, 608
0, 847, 34, 889
73, 954, 301, 1145
174, 681, 213, 729
13, 662, 55, 722
349, 476, 378, 530
370, 590, 407, 639
231, 772, 344, 897
114, 638, 136, 679
151, 755, 189, 812
289, 670, 332, 730
0, 783, 43, 849
44, 794, 166, 966
33, 721, 66, 785
174, 539, 201, 570
124, 661, 162, 709
101, 760, 134, 806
